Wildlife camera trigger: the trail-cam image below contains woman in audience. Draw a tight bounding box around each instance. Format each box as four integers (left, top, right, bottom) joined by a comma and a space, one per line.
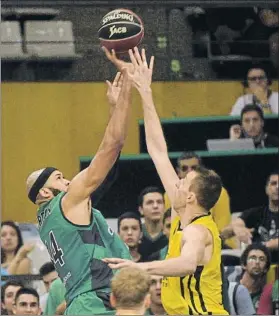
1, 221, 33, 275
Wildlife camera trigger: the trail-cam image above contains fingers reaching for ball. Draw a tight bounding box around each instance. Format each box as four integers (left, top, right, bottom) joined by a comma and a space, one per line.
128, 47, 154, 71
103, 46, 134, 74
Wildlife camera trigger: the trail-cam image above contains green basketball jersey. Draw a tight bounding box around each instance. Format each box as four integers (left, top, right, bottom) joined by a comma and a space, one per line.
37, 192, 131, 305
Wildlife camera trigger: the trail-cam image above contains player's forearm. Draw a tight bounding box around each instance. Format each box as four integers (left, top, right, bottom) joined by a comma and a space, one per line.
98, 75, 132, 154
139, 88, 168, 156
140, 257, 196, 277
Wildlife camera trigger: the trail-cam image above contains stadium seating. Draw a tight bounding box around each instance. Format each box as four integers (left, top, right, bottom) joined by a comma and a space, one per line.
25, 21, 81, 60
1, 21, 29, 60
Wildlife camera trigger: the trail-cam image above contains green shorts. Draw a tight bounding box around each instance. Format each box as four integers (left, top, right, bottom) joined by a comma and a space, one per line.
65, 291, 115, 315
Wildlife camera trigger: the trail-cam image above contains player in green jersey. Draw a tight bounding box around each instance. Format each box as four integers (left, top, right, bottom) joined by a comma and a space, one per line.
26, 50, 133, 315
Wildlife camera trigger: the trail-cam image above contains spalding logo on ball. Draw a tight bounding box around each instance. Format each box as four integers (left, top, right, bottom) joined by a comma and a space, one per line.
98, 9, 144, 53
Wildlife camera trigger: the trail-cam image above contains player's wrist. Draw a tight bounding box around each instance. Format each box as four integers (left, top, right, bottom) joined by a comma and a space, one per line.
138, 86, 152, 95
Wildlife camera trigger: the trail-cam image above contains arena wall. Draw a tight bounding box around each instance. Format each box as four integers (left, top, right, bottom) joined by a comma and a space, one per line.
2, 81, 278, 221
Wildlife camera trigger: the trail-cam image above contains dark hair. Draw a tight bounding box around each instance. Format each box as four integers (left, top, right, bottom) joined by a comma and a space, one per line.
39, 261, 55, 277
1, 221, 24, 264
240, 104, 264, 122
266, 170, 279, 185
177, 151, 202, 167
137, 186, 164, 207
118, 212, 142, 232
243, 67, 272, 87
1, 281, 23, 303
189, 166, 222, 211
163, 208, 171, 224
14, 287, 40, 305
240, 243, 271, 272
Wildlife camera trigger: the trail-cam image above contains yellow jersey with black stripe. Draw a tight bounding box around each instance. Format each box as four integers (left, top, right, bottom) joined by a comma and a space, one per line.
161, 216, 189, 315
162, 214, 228, 315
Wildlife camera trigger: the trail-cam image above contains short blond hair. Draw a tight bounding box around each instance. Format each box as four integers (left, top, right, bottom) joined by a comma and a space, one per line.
26, 168, 45, 196
111, 267, 151, 308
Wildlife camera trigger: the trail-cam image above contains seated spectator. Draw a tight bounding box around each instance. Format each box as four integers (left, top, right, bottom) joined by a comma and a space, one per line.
164, 151, 235, 248
229, 105, 279, 148
137, 187, 168, 259
230, 67, 278, 115
1, 281, 23, 315
45, 278, 66, 315
118, 212, 148, 262
221, 171, 279, 263
12, 287, 41, 315
148, 209, 171, 261
238, 244, 271, 310
257, 278, 279, 315
39, 262, 58, 313
259, 10, 279, 74
1, 221, 33, 275
228, 281, 255, 315
160, 209, 171, 260
147, 275, 166, 315
110, 267, 151, 315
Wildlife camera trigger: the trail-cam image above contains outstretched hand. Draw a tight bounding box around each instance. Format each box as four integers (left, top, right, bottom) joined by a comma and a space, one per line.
103, 47, 134, 73
102, 257, 137, 270
106, 72, 124, 107
127, 47, 154, 90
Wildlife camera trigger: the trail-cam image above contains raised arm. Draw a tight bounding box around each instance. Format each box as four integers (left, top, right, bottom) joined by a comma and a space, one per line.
90, 73, 124, 207
128, 48, 179, 220
63, 67, 132, 208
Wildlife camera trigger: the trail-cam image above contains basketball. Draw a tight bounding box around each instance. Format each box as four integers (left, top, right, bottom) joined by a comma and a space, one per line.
98, 9, 144, 53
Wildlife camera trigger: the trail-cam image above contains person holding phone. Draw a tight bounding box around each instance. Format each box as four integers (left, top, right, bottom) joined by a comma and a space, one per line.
229, 104, 279, 148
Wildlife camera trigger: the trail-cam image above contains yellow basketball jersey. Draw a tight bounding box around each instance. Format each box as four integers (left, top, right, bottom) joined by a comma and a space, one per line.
162, 214, 228, 315
161, 216, 189, 315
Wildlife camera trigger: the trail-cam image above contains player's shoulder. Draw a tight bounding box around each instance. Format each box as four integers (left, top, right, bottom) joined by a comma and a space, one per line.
183, 223, 209, 239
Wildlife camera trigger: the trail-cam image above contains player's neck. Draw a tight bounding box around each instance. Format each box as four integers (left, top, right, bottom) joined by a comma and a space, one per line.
269, 200, 279, 212
129, 247, 141, 262
181, 207, 207, 226
116, 307, 146, 315
144, 219, 163, 238
150, 302, 165, 315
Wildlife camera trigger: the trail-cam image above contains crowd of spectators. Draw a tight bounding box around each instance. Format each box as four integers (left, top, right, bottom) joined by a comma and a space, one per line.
1, 162, 278, 315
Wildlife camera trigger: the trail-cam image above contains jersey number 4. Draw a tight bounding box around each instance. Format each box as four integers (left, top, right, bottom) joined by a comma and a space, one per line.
48, 231, 65, 267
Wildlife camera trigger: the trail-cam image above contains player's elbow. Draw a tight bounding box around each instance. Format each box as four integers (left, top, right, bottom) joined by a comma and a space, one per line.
185, 262, 197, 276
177, 258, 197, 276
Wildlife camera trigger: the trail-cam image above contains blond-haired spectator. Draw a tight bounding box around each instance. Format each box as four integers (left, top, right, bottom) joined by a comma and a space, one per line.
110, 267, 151, 315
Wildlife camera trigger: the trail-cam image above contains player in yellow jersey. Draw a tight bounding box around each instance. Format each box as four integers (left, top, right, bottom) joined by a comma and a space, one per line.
104, 47, 229, 315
